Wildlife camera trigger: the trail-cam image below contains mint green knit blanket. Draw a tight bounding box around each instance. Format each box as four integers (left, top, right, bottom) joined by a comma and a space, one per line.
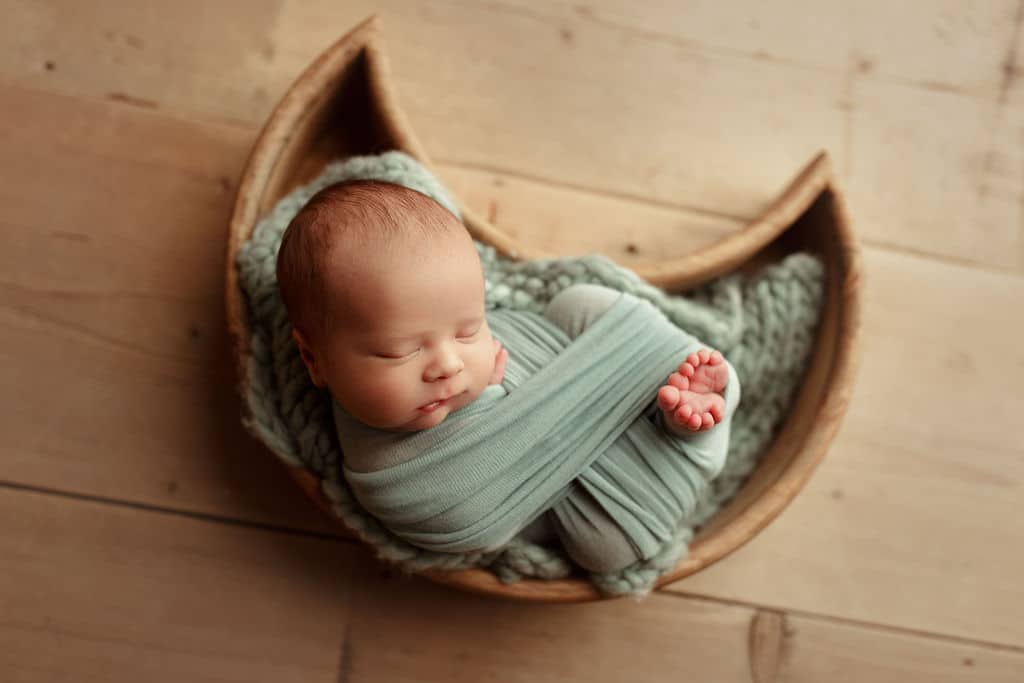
234, 151, 825, 597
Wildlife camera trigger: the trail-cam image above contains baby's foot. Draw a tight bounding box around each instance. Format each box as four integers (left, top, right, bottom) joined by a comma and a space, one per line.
657, 349, 729, 434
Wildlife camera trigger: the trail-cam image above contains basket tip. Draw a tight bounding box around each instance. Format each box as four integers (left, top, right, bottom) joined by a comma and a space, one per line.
357, 14, 382, 32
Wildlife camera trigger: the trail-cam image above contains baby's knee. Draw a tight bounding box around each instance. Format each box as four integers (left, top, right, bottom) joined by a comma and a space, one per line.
556, 524, 639, 574
544, 283, 624, 340
550, 486, 641, 573
567, 537, 639, 574
549, 283, 622, 312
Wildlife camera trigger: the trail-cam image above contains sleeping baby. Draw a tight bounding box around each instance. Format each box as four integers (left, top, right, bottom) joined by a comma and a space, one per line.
275, 179, 740, 574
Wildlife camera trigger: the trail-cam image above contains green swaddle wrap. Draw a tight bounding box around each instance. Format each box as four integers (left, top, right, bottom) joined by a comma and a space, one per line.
334, 289, 740, 566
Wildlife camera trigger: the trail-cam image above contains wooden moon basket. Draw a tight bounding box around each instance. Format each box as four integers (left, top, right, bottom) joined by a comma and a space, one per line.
224, 15, 862, 602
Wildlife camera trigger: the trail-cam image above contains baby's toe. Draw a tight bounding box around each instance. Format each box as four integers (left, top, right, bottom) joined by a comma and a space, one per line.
678, 361, 695, 378
701, 413, 715, 430
686, 353, 701, 369
658, 385, 680, 411
675, 407, 700, 430
698, 349, 711, 364
668, 372, 690, 391
709, 350, 724, 365
710, 404, 724, 423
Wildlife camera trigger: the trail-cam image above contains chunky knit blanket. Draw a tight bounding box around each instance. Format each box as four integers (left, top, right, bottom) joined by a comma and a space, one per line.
234, 151, 825, 597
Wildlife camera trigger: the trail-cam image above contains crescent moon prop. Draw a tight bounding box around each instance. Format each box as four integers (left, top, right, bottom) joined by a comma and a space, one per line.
225, 15, 862, 602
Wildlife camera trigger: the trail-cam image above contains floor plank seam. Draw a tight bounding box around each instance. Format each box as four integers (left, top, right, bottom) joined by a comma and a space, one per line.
0, 479, 355, 544
4, 79, 1021, 280
855, 238, 1024, 277
434, 156, 752, 223
0, 76, 258, 132
3, 482, 1022, 653
437, 156, 1024, 279
483, 0, 1014, 101
666, 590, 1024, 654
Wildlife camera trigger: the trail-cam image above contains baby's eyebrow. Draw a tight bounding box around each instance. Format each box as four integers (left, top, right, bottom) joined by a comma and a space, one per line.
375, 316, 483, 343
375, 334, 419, 343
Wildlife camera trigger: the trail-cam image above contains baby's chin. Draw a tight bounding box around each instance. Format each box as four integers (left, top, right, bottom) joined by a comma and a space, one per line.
400, 409, 450, 432
375, 406, 449, 433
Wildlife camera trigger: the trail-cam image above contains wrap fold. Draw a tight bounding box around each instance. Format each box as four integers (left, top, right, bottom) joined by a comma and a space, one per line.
335, 291, 740, 563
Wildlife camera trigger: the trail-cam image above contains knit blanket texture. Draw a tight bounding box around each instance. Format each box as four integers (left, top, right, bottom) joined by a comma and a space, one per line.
233, 151, 825, 596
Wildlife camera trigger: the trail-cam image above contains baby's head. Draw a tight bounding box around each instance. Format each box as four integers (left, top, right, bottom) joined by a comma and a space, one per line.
276, 180, 496, 432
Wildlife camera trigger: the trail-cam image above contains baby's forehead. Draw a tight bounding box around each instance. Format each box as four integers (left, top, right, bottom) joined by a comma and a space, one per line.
328, 250, 484, 331
331, 252, 482, 306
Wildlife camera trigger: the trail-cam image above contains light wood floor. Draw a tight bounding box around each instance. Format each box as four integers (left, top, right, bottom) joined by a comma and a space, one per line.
2, 2, 1022, 681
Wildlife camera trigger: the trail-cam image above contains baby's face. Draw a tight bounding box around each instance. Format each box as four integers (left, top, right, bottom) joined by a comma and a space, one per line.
301, 230, 496, 432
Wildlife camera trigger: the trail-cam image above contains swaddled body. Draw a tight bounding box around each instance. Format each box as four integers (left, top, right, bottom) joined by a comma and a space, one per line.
276, 180, 740, 573
335, 283, 740, 572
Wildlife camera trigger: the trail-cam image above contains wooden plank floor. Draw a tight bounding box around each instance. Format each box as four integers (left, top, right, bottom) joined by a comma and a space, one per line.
1, 1, 1022, 680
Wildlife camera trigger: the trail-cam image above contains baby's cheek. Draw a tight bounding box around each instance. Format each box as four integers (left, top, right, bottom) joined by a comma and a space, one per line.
470, 341, 497, 383
335, 365, 408, 420
361, 371, 412, 411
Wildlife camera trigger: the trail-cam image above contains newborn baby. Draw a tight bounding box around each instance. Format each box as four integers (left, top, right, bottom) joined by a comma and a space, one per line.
276, 179, 739, 572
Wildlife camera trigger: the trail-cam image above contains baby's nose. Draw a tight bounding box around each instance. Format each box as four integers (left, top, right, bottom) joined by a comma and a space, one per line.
426, 345, 464, 381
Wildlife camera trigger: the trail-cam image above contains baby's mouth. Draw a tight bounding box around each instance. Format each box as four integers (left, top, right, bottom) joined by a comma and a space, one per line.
418, 391, 465, 413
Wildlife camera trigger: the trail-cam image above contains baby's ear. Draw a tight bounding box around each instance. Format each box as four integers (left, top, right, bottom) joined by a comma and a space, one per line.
291, 328, 327, 388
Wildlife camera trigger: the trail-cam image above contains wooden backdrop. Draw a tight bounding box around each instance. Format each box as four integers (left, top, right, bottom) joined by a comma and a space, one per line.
1, 1, 1022, 680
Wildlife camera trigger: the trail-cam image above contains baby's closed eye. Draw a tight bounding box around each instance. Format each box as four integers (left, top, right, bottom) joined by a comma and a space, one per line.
374, 348, 420, 360
456, 320, 484, 341
372, 320, 483, 358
